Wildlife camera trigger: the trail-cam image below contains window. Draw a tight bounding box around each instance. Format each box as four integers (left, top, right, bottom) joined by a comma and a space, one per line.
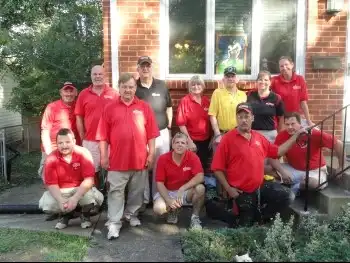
162, 0, 305, 79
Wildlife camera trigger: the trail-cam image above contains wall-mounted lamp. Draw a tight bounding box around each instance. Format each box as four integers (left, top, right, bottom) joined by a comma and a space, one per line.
326, 0, 344, 14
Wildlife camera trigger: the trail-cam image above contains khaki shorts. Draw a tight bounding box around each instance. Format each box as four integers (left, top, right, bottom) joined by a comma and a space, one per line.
82, 140, 100, 172
38, 186, 104, 213
153, 190, 192, 206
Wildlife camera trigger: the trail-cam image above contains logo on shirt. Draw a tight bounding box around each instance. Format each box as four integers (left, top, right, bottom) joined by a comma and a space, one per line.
292, 85, 301, 90
72, 162, 81, 170
204, 107, 209, 111
152, 93, 160, 97
255, 141, 261, 147
104, 95, 114, 99
133, 109, 143, 115
265, 102, 275, 107
183, 167, 191, 171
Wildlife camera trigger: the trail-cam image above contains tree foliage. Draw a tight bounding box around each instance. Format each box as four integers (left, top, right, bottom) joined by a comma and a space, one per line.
0, 0, 103, 116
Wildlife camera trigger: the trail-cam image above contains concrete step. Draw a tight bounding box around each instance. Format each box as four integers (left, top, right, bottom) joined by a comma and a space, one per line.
317, 185, 350, 217
288, 198, 328, 224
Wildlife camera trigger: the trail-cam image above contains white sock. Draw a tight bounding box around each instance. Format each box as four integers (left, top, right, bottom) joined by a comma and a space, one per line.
191, 214, 199, 219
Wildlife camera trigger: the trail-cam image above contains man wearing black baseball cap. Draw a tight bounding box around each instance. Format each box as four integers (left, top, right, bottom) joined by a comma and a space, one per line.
135, 56, 173, 210
211, 102, 306, 227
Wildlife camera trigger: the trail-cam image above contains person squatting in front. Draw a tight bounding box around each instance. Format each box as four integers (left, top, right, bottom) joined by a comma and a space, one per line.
97, 73, 159, 240
153, 132, 205, 230
211, 102, 306, 227
38, 128, 104, 229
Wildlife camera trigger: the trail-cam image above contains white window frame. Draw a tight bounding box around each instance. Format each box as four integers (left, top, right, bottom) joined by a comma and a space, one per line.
159, 0, 306, 80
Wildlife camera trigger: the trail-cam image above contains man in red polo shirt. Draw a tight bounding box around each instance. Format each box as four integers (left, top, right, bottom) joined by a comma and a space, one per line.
39, 82, 80, 179
211, 102, 305, 227
271, 56, 313, 126
269, 112, 344, 195
75, 65, 119, 174
39, 128, 104, 230
97, 73, 159, 240
153, 132, 205, 229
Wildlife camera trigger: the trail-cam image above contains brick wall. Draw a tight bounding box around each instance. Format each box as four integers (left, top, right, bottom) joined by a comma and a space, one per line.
103, 0, 348, 136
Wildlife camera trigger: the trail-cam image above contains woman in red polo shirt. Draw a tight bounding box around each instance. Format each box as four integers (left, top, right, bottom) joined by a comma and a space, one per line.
271, 56, 313, 126
247, 71, 284, 143
176, 75, 211, 171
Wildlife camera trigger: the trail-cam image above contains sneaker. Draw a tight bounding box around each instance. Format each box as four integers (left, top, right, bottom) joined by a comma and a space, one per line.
125, 214, 141, 227
80, 214, 92, 229
190, 215, 202, 230
55, 215, 70, 229
167, 210, 179, 224
107, 224, 120, 240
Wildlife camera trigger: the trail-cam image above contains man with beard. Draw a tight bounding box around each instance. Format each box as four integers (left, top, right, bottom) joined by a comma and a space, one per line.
211, 103, 306, 227
75, 65, 119, 184
39, 128, 104, 230
153, 132, 205, 229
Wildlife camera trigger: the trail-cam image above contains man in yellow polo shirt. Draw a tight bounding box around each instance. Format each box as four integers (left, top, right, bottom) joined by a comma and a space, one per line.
209, 66, 247, 150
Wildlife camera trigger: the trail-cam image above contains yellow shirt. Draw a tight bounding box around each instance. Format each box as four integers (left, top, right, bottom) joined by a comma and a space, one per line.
208, 88, 247, 131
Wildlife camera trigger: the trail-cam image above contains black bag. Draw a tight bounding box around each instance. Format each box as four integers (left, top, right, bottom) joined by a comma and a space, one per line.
205, 197, 238, 228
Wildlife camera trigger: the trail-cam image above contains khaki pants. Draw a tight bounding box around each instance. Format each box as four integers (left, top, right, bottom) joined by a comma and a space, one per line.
144, 128, 170, 203
106, 170, 148, 227
38, 187, 104, 214
82, 140, 101, 172
38, 152, 47, 180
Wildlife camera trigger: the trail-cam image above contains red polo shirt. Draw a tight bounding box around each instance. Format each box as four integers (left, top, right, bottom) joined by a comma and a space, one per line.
274, 129, 336, 171
211, 129, 278, 193
176, 94, 211, 141
96, 96, 159, 171
41, 100, 81, 151
74, 85, 119, 141
44, 145, 95, 188
156, 150, 203, 191
271, 73, 308, 113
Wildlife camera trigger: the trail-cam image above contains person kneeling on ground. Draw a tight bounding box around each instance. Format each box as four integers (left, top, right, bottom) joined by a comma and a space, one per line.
211, 103, 306, 227
39, 128, 104, 230
153, 132, 205, 230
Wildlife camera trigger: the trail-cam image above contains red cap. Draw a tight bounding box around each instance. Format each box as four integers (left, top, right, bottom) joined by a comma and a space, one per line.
60, 82, 76, 91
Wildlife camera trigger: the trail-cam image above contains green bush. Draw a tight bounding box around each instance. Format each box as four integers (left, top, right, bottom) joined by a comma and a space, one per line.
182, 227, 267, 262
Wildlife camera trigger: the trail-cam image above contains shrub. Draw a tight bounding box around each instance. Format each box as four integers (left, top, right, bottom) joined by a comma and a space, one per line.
182, 227, 267, 262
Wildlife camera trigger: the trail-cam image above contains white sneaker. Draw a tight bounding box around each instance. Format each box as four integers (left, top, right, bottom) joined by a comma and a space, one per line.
107, 224, 120, 240
55, 215, 70, 230
125, 215, 141, 227
167, 210, 178, 224
190, 215, 202, 230
80, 214, 92, 229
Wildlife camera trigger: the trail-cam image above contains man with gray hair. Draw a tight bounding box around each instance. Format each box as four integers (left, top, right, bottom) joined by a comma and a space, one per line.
75, 65, 119, 186
97, 73, 159, 240
135, 56, 173, 208
153, 132, 205, 229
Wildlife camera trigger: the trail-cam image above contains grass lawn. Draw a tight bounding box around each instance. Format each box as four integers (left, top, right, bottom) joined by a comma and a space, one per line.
0, 151, 41, 191
0, 228, 90, 262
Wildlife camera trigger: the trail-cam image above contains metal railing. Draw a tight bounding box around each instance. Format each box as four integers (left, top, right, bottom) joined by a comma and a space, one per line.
0, 122, 40, 184
303, 104, 350, 212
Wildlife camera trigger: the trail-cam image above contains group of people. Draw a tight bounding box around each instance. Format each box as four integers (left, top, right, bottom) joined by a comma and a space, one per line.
37, 55, 345, 240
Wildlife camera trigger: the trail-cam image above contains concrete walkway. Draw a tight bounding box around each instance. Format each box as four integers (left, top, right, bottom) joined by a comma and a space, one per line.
0, 182, 229, 262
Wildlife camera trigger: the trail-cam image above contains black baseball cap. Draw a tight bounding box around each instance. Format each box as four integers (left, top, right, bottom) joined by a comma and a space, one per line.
236, 102, 253, 114
137, 56, 152, 65
224, 66, 237, 76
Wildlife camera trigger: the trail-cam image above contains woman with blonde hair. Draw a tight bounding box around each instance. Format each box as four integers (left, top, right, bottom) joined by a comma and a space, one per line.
176, 75, 211, 171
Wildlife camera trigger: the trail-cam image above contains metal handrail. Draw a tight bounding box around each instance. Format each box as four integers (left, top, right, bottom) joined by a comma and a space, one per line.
303, 103, 350, 212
